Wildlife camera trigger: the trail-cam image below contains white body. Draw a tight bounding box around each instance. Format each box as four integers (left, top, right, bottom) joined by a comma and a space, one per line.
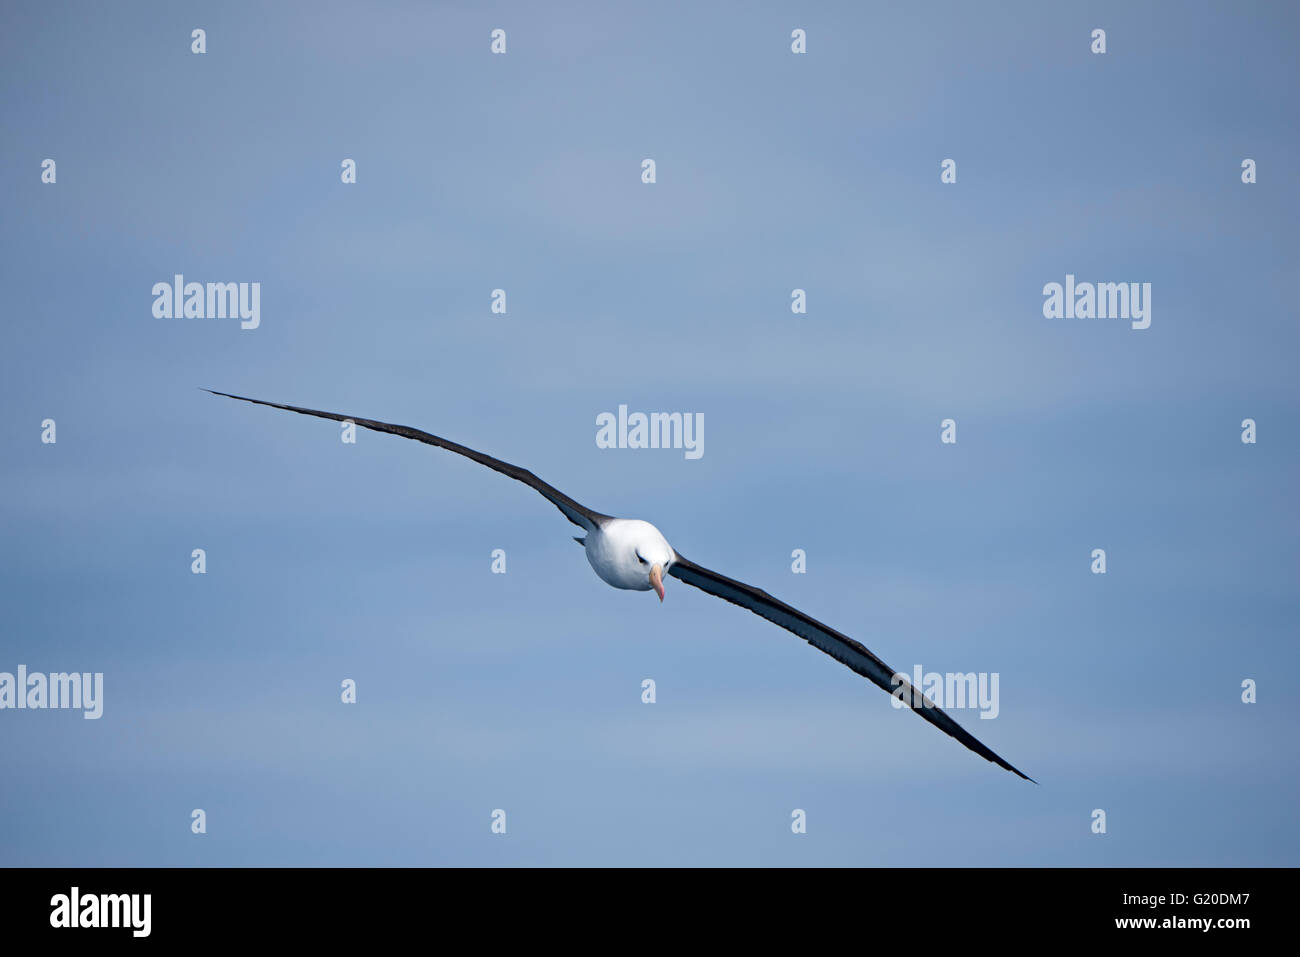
584, 519, 675, 590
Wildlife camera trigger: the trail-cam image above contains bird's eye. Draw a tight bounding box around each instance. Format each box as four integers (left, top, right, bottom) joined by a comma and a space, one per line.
635, 553, 647, 564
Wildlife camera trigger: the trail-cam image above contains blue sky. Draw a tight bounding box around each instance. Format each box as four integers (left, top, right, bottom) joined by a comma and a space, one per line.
1, 1, 1297, 865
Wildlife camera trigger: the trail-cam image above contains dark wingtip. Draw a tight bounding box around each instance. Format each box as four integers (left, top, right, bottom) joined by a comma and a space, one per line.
988, 750, 1036, 783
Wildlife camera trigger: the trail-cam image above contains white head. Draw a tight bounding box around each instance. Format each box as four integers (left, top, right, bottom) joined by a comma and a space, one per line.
585, 518, 675, 601
631, 523, 674, 601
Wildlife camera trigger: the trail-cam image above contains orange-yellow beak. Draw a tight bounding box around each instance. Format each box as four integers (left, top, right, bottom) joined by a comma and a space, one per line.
649, 564, 664, 602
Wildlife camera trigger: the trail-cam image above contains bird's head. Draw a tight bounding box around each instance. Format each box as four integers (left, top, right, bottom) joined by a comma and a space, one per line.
632, 528, 675, 602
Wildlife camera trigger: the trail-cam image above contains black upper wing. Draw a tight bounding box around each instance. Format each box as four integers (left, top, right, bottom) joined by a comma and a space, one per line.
668, 553, 1035, 781
206, 390, 613, 532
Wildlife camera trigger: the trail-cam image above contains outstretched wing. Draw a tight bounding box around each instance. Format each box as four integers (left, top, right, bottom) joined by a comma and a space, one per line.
206, 390, 613, 532
668, 553, 1035, 781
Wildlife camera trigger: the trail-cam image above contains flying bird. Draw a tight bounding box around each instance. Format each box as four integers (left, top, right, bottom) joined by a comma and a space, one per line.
208, 390, 1034, 781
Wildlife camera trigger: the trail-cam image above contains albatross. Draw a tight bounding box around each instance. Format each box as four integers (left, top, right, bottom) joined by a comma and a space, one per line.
208, 390, 1035, 782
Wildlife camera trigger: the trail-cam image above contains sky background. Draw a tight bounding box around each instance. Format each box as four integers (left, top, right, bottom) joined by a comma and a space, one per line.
1, 1, 1297, 866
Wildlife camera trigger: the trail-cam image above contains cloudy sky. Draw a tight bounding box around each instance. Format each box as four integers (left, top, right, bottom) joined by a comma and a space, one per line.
1, 1, 1297, 865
